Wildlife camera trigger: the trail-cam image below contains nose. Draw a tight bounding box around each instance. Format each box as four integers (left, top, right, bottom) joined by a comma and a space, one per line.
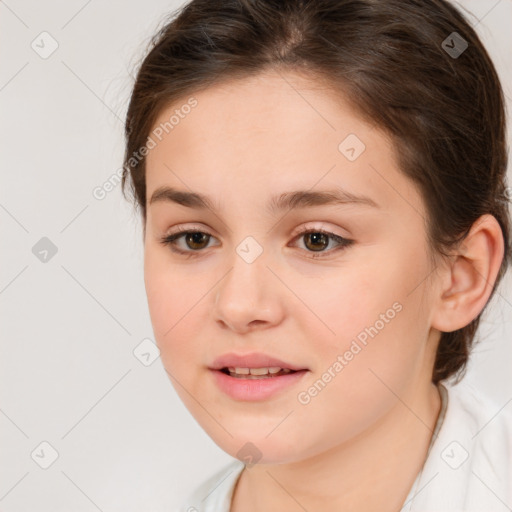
213, 246, 284, 334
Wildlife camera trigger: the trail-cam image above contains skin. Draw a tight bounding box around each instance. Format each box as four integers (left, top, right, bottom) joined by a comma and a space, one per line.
143, 70, 504, 511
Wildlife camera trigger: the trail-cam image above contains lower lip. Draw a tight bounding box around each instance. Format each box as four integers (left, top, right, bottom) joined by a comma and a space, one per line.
210, 369, 309, 401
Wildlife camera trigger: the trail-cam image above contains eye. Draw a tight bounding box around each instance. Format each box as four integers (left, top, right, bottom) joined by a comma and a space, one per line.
159, 226, 354, 259
159, 227, 217, 257
290, 228, 354, 259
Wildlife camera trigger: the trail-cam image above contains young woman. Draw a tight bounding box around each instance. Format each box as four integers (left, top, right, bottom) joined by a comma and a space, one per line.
121, 0, 512, 510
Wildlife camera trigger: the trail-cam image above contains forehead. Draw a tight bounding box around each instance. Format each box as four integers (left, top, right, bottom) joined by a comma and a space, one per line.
145, 70, 423, 218
148, 70, 374, 162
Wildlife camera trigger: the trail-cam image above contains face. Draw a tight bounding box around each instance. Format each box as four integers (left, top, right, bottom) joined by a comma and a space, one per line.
143, 70, 441, 465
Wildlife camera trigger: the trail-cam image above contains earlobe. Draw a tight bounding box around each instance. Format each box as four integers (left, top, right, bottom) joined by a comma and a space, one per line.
431, 214, 505, 333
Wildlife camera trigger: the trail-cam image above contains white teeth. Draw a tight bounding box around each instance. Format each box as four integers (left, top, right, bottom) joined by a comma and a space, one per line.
226, 367, 292, 377
232, 367, 250, 375
249, 367, 272, 376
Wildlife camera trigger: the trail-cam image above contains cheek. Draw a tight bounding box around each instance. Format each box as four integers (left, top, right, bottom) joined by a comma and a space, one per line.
296, 262, 406, 355
304, 246, 431, 391
143, 247, 203, 369
292, 295, 426, 453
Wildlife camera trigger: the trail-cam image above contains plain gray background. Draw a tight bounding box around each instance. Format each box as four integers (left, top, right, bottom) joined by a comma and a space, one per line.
1, 0, 511, 510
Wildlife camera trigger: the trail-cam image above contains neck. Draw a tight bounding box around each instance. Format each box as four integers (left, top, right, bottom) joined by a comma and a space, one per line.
231, 380, 442, 512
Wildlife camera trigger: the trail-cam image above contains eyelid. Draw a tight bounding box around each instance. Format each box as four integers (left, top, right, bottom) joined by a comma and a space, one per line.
289, 221, 349, 240
164, 222, 349, 242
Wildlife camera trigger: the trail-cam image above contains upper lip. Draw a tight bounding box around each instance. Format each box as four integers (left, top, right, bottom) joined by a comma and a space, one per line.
209, 352, 308, 371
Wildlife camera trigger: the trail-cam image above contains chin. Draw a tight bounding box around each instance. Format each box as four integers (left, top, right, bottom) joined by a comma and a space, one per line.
205, 425, 307, 466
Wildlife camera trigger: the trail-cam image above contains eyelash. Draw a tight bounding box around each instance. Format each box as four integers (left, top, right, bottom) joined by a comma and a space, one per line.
159, 226, 354, 259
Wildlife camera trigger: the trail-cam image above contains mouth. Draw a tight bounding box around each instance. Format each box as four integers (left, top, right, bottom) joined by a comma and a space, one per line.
210, 365, 309, 401
208, 352, 309, 400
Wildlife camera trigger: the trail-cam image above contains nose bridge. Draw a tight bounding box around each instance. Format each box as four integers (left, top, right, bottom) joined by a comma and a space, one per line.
213, 234, 281, 331
217, 234, 268, 305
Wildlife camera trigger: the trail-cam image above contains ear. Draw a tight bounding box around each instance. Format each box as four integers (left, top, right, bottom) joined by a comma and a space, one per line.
431, 214, 505, 332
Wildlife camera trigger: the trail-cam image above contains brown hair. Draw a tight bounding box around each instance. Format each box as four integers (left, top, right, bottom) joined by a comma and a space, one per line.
121, 0, 511, 384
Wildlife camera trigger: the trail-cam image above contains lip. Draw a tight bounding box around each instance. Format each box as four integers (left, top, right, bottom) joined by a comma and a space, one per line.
208, 351, 309, 402
209, 352, 308, 372
209, 352, 309, 401
210, 368, 309, 401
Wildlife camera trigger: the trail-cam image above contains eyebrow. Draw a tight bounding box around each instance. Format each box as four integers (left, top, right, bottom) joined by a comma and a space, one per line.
148, 186, 379, 213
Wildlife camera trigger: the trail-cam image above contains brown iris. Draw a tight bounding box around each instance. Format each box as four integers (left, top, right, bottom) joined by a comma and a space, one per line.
303, 232, 329, 252
185, 232, 210, 250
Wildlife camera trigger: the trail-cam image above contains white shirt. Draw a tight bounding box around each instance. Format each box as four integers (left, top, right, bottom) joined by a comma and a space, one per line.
178, 380, 512, 511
